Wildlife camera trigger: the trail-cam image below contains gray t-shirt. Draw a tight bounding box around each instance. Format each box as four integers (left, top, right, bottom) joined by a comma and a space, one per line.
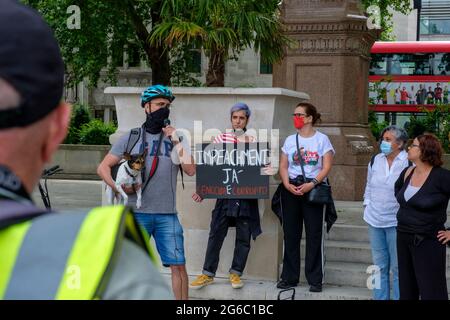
110, 129, 189, 214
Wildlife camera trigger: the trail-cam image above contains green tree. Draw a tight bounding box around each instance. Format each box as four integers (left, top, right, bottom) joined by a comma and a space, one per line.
368, 111, 389, 140
361, 0, 411, 40
23, 0, 171, 86
64, 103, 92, 144
150, 0, 290, 87
79, 120, 117, 145
406, 105, 450, 153
23, 0, 412, 89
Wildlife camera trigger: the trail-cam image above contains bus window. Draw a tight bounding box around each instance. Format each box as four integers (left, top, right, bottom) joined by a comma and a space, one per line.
389, 54, 402, 75
413, 54, 432, 75
370, 54, 387, 75
432, 53, 450, 75
387, 54, 416, 75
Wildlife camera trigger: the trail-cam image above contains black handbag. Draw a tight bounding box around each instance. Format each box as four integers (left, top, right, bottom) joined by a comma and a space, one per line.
295, 133, 332, 205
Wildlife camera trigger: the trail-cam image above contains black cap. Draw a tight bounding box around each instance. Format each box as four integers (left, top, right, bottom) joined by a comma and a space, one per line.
0, 0, 64, 129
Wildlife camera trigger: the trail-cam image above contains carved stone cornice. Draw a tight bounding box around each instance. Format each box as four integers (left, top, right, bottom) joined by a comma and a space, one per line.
284, 21, 370, 34
284, 0, 348, 8
283, 20, 378, 56
286, 35, 375, 56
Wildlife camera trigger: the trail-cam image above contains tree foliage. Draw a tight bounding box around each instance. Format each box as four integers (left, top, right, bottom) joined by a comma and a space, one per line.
23, 0, 413, 89
22, 0, 171, 86
150, 0, 290, 86
361, 0, 412, 40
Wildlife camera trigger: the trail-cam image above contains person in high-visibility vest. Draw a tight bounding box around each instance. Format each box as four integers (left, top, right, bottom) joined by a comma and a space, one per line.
0, 0, 172, 300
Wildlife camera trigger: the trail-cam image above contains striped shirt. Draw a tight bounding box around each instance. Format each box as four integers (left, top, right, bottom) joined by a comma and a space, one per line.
213, 132, 256, 144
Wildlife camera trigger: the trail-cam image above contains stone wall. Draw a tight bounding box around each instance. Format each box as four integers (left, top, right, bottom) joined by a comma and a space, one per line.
105, 87, 309, 280
49, 144, 109, 180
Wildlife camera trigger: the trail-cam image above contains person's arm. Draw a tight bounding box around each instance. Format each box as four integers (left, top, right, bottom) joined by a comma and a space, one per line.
280, 152, 301, 196
437, 172, 450, 244
297, 151, 333, 194
97, 153, 127, 193
170, 135, 195, 176
97, 153, 121, 192
363, 161, 373, 207
394, 167, 409, 196
98, 132, 137, 194
441, 168, 450, 197
163, 126, 196, 176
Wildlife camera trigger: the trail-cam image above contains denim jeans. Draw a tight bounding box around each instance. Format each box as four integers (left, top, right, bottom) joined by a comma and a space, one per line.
134, 213, 185, 267
368, 225, 399, 300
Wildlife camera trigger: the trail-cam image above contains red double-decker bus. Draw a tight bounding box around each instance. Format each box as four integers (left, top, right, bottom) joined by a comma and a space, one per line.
369, 41, 450, 127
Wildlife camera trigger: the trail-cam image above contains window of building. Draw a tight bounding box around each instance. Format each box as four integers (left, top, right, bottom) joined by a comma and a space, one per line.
185, 48, 202, 73
260, 61, 273, 74
111, 45, 124, 67
420, 0, 450, 35
421, 19, 450, 35
127, 42, 142, 68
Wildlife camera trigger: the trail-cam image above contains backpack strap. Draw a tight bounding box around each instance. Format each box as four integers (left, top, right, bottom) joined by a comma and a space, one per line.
179, 165, 185, 189
178, 136, 185, 190
370, 154, 376, 168
142, 130, 165, 192
125, 127, 142, 155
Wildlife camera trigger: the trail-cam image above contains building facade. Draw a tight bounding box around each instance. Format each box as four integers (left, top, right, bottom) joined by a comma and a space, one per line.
69, 0, 450, 122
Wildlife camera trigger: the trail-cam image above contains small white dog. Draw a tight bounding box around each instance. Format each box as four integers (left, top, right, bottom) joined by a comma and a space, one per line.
106, 152, 145, 208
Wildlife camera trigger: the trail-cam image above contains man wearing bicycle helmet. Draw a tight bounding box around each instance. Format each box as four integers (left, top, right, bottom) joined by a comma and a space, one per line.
98, 84, 195, 300
0, 0, 172, 300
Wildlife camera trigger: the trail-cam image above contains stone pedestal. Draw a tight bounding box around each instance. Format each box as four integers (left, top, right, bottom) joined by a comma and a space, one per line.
273, 0, 379, 200
105, 87, 309, 280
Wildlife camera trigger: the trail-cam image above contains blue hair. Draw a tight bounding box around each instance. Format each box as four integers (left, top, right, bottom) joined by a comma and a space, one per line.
230, 102, 251, 118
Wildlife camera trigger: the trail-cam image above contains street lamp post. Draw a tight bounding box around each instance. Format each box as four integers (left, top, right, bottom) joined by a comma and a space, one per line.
414, 0, 422, 41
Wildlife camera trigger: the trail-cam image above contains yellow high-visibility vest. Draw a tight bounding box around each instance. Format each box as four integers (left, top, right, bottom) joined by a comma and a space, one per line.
0, 204, 155, 300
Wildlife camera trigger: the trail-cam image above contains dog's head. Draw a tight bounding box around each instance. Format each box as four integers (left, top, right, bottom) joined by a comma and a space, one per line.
123, 152, 145, 171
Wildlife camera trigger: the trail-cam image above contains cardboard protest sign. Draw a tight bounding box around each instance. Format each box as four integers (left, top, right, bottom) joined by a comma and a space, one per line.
195, 142, 270, 199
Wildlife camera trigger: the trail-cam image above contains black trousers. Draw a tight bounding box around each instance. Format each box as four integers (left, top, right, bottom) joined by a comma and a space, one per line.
202, 212, 252, 277
397, 231, 448, 300
280, 185, 325, 286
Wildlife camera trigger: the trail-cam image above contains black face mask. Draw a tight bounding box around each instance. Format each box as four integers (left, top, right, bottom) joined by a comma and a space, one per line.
144, 107, 170, 134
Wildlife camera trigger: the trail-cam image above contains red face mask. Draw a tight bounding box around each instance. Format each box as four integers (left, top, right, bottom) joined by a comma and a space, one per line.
293, 116, 305, 129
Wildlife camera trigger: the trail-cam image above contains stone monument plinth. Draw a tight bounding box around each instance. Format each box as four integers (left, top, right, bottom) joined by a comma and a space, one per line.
273, 0, 379, 200
105, 87, 309, 280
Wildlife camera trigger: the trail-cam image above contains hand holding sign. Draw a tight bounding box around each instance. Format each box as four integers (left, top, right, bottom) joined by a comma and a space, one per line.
192, 192, 203, 203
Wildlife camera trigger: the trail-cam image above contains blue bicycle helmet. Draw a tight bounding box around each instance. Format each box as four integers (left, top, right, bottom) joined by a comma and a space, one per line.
140, 84, 175, 107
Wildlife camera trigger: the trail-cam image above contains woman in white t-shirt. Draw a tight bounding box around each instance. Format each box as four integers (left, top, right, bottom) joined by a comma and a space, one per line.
277, 102, 335, 292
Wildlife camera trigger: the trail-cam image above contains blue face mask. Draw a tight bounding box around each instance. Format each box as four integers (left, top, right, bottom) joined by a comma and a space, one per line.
380, 140, 393, 155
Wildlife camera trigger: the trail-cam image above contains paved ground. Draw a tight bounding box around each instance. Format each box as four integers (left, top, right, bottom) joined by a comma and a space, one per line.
31, 179, 450, 300
31, 179, 370, 214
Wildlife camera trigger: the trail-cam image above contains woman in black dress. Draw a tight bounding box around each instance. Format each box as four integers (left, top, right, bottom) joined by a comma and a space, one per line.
395, 134, 450, 300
